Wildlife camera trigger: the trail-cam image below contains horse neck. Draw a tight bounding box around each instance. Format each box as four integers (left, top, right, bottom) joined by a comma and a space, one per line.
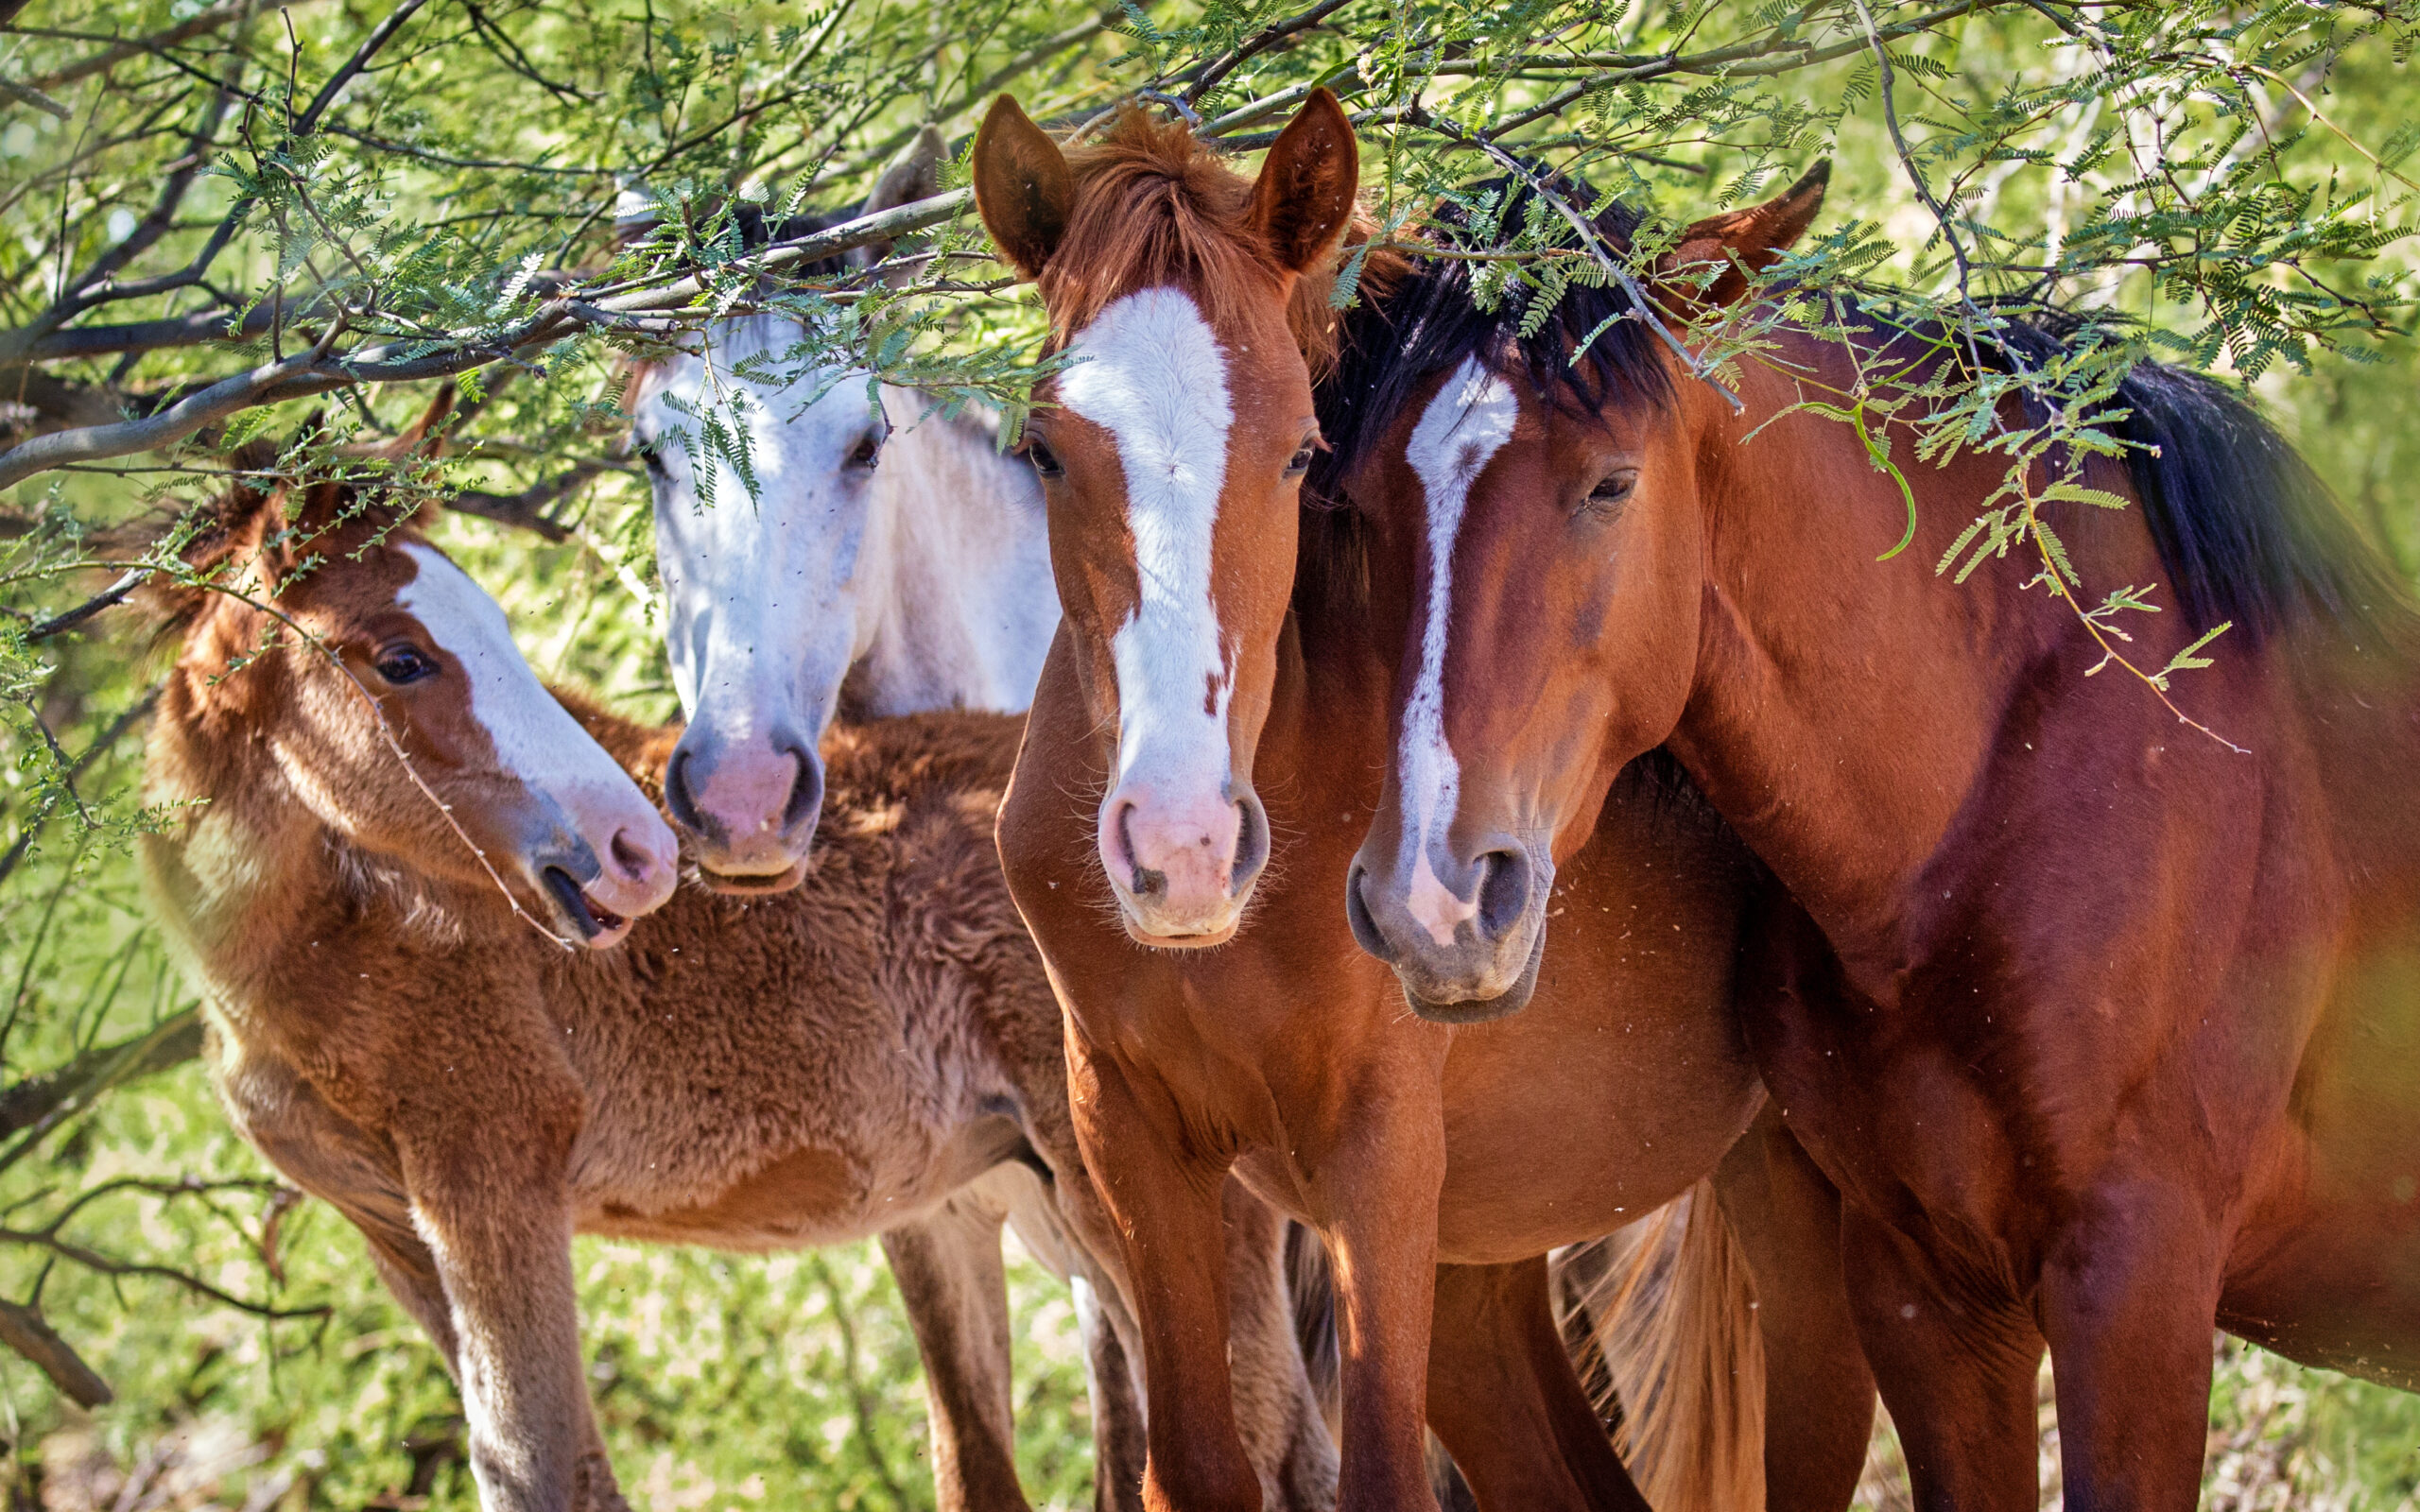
140, 657, 396, 1006
852, 390, 1058, 717
1668, 349, 2241, 968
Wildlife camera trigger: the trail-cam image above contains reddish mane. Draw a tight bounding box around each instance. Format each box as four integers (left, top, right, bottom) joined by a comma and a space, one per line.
1046, 109, 1390, 375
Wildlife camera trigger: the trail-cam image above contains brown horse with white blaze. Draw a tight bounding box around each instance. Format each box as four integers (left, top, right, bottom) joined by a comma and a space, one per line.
136, 435, 1339, 1512
975, 95, 1876, 1512
1345, 167, 2420, 1509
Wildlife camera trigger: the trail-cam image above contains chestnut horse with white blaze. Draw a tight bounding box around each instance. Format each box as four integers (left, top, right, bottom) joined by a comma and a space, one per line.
138, 437, 1328, 1512
974, 94, 1875, 1512
1344, 167, 2420, 1509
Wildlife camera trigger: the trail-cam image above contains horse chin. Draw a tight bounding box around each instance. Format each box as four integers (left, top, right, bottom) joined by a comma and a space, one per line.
699, 861, 808, 897
1393, 926, 1546, 1025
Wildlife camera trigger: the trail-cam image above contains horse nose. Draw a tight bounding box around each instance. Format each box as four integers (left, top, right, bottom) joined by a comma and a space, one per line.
664, 729, 823, 887
1348, 833, 1547, 1022
1099, 784, 1268, 942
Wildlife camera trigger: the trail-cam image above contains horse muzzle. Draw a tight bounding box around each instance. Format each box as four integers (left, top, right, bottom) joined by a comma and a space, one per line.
663, 726, 824, 894
1345, 833, 1550, 1022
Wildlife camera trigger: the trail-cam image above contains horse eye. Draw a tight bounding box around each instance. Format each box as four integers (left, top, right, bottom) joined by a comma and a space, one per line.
640, 446, 668, 478
374, 645, 438, 685
1585, 470, 1638, 513
1027, 440, 1064, 479
848, 433, 882, 471
1285, 445, 1316, 478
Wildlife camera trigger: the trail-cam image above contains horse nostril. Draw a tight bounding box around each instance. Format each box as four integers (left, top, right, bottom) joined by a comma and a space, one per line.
781, 746, 826, 833
664, 747, 703, 832
1230, 793, 1270, 892
1344, 861, 1393, 963
1475, 848, 1533, 941
610, 828, 653, 881
1114, 802, 1167, 900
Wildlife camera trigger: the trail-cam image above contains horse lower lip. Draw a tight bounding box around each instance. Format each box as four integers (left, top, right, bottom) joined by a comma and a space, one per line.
541, 866, 606, 939
700, 862, 806, 896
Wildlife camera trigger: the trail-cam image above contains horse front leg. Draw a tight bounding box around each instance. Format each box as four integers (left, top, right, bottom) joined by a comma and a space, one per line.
1070, 1044, 1262, 1512
1841, 1208, 2042, 1512
880, 1191, 1032, 1512
1425, 1256, 1643, 1512
2035, 1182, 2225, 1512
399, 1133, 614, 1512
1320, 1079, 1448, 1512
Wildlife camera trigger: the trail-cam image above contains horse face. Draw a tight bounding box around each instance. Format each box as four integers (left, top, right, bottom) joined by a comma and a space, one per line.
974, 89, 1357, 949
279, 539, 679, 947
1022, 288, 1314, 946
634, 323, 887, 892
1342, 362, 1707, 1019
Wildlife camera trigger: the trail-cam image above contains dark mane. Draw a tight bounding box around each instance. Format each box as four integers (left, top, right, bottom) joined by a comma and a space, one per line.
1308, 179, 1673, 507
1998, 319, 2400, 639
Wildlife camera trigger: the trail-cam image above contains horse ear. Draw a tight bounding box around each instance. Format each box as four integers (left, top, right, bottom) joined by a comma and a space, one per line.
973, 94, 1072, 279
1248, 89, 1358, 276
389, 384, 457, 459
849, 126, 948, 270
1657, 162, 1829, 312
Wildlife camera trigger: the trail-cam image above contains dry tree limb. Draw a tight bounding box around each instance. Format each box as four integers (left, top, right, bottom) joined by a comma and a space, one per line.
0, 1297, 112, 1407
0, 1008, 204, 1142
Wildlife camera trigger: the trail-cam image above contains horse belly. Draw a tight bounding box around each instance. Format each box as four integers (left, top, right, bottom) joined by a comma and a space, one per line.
1430, 935, 1762, 1263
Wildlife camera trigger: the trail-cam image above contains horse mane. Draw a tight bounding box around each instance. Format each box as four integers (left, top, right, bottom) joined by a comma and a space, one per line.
1296, 178, 1669, 626
127, 439, 437, 644
1307, 177, 1673, 512
1046, 109, 1374, 375
1836, 301, 2409, 642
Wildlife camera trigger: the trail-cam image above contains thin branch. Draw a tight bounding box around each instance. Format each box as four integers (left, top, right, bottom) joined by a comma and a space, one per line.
0, 1297, 111, 1406
0, 687, 162, 893
0, 1009, 202, 1141
447, 459, 612, 541
293, 0, 430, 136
1180, 0, 1357, 104
16, 0, 254, 93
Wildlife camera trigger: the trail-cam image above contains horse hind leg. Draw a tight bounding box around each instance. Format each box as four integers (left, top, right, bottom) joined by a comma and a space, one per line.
1712, 1106, 1878, 1512
998, 1160, 1150, 1512
1220, 1180, 1340, 1512
880, 1185, 1033, 1512
1424, 1254, 1644, 1512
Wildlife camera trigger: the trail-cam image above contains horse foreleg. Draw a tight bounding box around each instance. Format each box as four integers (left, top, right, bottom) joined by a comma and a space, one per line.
396, 1112, 614, 1509
1713, 1107, 1876, 1512
1841, 1208, 2042, 1512
1319, 1083, 1448, 1512
1069, 1046, 1261, 1512
881, 1191, 1033, 1512
2035, 1184, 2224, 1512
1425, 1256, 1643, 1512
1000, 1162, 1151, 1512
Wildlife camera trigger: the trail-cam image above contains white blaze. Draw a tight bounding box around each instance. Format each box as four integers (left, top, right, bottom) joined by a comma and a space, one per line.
397, 544, 657, 827
1399, 358, 1519, 947
1058, 287, 1236, 794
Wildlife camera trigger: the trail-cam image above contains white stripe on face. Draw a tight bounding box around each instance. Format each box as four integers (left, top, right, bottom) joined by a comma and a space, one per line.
1398, 358, 1519, 947
1057, 287, 1236, 792
397, 544, 651, 823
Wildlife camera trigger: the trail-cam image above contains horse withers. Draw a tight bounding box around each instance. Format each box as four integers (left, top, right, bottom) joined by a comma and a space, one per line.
1342, 168, 2420, 1509
137, 424, 1317, 1512
974, 94, 1874, 1512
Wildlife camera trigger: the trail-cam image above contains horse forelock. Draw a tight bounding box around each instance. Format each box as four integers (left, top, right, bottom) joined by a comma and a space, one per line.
1046, 110, 1367, 372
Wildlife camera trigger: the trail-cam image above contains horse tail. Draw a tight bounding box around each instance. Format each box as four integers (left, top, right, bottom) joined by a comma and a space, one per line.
1556, 1179, 1766, 1511
1284, 1218, 1342, 1436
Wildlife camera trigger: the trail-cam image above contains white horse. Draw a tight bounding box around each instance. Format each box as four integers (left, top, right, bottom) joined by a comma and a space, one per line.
624, 153, 1055, 888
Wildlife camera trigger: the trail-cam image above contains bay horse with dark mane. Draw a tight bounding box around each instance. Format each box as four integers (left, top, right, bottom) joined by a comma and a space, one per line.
972, 94, 1876, 1512
136, 422, 1332, 1512
1340, 167, 2420, 1507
